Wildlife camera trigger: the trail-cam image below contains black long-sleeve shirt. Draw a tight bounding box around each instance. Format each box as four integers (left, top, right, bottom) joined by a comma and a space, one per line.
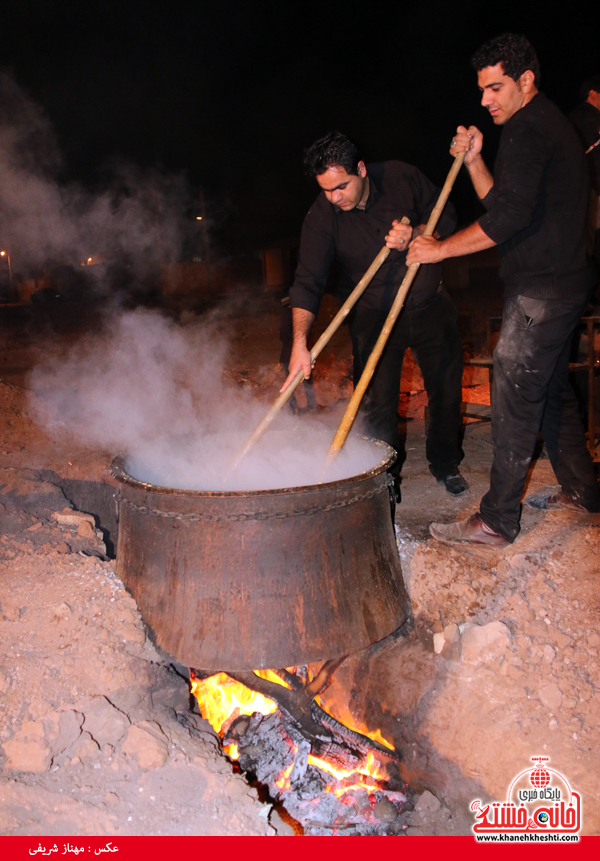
478, 92, 596, 299
290, 161, 457, 315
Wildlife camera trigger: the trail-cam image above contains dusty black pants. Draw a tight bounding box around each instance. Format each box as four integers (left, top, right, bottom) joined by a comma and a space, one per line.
349, 288, 464, 481
480, 293, 600, 542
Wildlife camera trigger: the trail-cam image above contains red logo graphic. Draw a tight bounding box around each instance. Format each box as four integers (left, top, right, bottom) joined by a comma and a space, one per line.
530, 756, 550, 789
470, 756, 582, 837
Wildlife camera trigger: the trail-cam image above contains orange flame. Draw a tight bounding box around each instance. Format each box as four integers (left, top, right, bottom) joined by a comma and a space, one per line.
363, 727, 394, 751
223, 742, 239, 760
275, 762, 294, 791
307, 751, 387, 797
190, 672, 277, 734
314, 695, 394, 751
308, 751, 386, 783
253, 669, 292, 689
190, 671, 392, 798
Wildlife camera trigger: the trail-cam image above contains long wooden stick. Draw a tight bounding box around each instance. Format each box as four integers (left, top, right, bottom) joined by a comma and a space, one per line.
327, 152, 466, 461
585, 137, 600, 154
227, 219, 410, 474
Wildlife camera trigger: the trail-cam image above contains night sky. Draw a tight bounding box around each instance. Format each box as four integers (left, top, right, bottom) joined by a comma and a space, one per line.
1, 0, 598, 252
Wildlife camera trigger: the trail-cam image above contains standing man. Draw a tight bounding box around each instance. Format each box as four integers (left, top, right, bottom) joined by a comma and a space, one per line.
408, 33, 600, 547
282, 131, 467, 500
569, 75, 600, 272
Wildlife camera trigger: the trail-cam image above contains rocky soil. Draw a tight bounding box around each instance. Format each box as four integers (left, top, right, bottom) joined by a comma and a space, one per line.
0, 550, 274, 836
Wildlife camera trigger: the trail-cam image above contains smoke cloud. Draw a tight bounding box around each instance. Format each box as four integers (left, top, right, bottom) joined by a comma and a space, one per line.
0, 73, 187, 279
6, 73, 386, 490
29, 309, 386, 491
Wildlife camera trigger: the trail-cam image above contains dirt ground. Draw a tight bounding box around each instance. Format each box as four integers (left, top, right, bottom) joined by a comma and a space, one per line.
0, 288, 599, 836
319, 419, 600, 836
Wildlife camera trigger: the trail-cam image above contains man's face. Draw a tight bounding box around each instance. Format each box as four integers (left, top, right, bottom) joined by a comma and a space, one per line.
316, 161, 367, 210
478, 64, 532, 124
588, 89, 600, 111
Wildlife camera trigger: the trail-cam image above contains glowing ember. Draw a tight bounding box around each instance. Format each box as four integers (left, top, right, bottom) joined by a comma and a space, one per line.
309, 750, 384, 783
307, 751, 388, 797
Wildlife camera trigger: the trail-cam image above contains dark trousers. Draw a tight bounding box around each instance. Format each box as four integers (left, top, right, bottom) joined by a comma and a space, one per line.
480, 293, 600, 542
349, 288, 464, 480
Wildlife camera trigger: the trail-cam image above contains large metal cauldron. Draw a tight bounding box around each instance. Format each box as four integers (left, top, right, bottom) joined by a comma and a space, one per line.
111, 438, 410, 671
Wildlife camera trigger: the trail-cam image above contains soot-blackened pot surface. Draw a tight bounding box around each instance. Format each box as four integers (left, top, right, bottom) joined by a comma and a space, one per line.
112, 437, 411, 670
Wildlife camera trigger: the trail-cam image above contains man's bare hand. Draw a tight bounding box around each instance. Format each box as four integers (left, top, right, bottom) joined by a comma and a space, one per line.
385, 218, 412, 251
450, 125, 483, 166
406, 234, 445, 265
280, 343, 312, 392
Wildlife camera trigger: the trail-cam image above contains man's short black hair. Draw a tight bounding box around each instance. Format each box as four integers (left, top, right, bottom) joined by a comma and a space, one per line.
579, 75, 600, 103
471, 33, 541, 86
303, 131, 362, 177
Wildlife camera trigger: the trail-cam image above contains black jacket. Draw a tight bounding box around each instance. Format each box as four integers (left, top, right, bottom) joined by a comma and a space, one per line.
479, 93, 595, 299
290, 161, 456, 315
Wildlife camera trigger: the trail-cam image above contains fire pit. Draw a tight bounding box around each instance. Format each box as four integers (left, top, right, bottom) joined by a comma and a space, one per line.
111, 435, 410, 670
189, 666, 412, 835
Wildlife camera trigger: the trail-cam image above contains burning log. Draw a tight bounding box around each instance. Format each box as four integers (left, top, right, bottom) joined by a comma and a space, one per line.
194, 663, 398, 763
222, 708, 409, 835
191, 664, 411, 835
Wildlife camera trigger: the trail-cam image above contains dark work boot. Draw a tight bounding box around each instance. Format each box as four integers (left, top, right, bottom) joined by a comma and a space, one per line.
437, 471, 469, 497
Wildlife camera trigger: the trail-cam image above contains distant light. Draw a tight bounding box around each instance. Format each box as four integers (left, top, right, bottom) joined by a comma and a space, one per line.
0, 251, 5, 257
196, 216, 202, 220
87, 257, 93, 264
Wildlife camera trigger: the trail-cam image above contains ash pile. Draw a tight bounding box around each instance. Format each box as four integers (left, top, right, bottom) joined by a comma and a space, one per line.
226, 709, 411, 835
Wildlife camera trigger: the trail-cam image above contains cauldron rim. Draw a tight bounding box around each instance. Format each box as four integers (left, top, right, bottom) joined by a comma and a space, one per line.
110, 435, 396, 499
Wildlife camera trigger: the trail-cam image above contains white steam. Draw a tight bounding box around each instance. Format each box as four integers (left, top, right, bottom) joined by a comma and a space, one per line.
8, 73, 387, 488
29, 309, 386, 491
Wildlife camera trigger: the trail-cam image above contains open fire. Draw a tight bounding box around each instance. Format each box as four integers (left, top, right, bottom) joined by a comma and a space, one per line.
190, 667, 411, 835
